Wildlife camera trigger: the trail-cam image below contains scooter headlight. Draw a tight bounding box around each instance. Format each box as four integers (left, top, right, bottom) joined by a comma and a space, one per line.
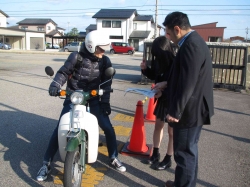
70, 91, 84, 104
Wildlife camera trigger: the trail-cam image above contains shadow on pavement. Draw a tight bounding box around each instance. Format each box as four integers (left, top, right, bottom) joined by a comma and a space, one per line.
0, 102, 58, 186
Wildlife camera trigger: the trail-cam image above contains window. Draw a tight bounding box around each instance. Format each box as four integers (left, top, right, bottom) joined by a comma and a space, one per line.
109, 36, 123, 39
21, 26, 28, 30
112, 21, 121, 28
71, 42, 79, 46
209, 37, 222, 42
133, 23, 137, 30
47, 26, 51, 30
102, 21, 111, 28
38, 27, 44, 31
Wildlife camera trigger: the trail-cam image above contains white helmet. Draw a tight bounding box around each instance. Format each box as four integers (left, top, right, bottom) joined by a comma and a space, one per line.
85, 30, 110, 53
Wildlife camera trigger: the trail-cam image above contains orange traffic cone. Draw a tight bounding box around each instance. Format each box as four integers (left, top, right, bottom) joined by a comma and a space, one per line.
145, 97, 156, 122
120, 101, 152, 157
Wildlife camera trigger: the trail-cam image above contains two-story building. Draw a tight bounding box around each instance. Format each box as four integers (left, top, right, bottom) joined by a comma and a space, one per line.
191, 22, 226, 42
0, 10, 46, 50
16, 18, 65, 44
92, 9, 162, 52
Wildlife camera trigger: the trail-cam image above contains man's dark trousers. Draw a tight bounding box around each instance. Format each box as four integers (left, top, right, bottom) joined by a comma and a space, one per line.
173, 125, 203, 187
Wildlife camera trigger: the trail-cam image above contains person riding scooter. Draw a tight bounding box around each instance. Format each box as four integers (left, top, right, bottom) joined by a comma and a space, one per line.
37, 30, 126, 182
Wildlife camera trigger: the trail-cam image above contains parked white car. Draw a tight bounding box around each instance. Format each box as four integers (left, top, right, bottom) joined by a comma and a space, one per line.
0, 43, 11, 50
51, 44, 60, 49
46, 42, 60, 49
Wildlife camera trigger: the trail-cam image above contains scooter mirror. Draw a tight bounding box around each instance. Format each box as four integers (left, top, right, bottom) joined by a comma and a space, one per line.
45, 66, 54, 76
105, 67, 116, 77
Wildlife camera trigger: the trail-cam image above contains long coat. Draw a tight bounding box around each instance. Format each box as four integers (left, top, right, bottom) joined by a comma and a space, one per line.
167, 31, 214, 128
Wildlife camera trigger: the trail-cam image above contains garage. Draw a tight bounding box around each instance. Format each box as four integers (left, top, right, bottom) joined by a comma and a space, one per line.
0, 27, 45, 50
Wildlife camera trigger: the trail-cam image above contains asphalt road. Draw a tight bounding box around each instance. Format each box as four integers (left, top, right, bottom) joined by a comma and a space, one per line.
0, 51, 249, 187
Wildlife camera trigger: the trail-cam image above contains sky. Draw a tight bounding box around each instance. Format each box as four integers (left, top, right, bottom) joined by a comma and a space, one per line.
1, 0, 250, 39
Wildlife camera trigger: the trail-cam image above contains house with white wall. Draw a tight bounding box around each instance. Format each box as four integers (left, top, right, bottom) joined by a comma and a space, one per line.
0, 10, 9, 28
92, 9, 162, 52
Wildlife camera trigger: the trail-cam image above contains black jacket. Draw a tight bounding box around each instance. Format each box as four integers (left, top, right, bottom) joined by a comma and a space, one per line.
50, 44, 112, 103
167, 31, 214, 128
142, 50, 174, 105
142, 50, 174, 85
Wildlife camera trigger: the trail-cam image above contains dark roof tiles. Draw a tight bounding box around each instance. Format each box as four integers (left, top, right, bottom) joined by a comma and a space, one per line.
93, 9, 137, 19
17, 18, 57, 26
129, 31, 151, 38
0, 10, 9, 17
86, 24, 97, 30
46, 30, 62, 36
134, 15, 153, 22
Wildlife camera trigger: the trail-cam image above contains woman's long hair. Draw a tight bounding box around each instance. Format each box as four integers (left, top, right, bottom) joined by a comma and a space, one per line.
151, 36, 175, 75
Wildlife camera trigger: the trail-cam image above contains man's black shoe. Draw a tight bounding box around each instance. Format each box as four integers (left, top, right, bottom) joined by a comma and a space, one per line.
146, 153, 160, 164
155, 156, 171, 170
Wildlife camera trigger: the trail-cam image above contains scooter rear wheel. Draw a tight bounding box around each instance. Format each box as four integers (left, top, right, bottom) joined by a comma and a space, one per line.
63, 149, 83, 187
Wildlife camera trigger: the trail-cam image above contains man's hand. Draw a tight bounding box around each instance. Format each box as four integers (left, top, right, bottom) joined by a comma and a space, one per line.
140, 60, 147, 70
166, 114, 179, 123
154, 81, 167, 91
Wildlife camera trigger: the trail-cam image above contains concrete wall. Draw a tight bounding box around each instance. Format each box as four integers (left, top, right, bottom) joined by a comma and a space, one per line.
26, 32, 45, 50
207, 42, 250, 92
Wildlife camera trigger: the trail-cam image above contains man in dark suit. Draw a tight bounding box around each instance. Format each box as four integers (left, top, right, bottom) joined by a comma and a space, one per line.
163, 12, 214, 187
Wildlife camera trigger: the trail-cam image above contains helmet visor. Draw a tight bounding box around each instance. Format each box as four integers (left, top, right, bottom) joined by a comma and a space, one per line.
98, 44, 110, 52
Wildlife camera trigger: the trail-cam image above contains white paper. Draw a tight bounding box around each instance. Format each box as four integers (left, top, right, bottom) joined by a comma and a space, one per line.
125, 88, 157, 98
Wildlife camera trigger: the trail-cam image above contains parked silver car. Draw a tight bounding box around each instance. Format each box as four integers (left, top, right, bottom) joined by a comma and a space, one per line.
45, 42, 60, 49
0, 43, 11, 50
64, 42, 81, 52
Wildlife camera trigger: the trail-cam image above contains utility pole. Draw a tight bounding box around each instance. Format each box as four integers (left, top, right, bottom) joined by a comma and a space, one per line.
246, 27, 249, 42
154, 0, 158, 39
67, 22, 70, 33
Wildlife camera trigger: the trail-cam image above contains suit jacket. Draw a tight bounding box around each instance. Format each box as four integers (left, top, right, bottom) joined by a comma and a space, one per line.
167, 31, 214, 128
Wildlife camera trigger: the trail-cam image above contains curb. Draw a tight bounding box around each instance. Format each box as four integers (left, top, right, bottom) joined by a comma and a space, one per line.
0, 49, 69, 55
0, 50, 143, 57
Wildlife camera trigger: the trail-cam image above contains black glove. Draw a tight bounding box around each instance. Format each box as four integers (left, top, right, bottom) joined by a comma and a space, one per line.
100, 102, 111, 115
49, 86, 59, 96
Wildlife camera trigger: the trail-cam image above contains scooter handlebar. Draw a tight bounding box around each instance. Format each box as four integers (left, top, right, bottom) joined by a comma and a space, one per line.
55, 89, 113, 98
103, 89, 113, 93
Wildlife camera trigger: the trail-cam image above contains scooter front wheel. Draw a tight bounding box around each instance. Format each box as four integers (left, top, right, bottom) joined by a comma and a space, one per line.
63, 149, 83, 187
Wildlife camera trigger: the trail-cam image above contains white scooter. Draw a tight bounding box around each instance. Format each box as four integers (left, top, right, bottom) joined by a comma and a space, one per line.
45, 66, 115, 187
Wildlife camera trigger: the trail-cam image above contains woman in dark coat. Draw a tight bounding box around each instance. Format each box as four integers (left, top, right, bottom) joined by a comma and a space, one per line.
140, 36, 176, 170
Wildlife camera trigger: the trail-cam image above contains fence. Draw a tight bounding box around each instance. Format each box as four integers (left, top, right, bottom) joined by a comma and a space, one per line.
140, 42, 153, 84
140, 41, 250, 91
208, 45, 248, 90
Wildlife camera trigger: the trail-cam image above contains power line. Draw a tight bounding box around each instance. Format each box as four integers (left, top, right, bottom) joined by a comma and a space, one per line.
5, 8, 250, 12
5, 8, 250, 16
8, 14, 250, 17
0, 0, 45, 4
149, 5, 250, 6
157, 9, 250, 11
1, 1, 250, 6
